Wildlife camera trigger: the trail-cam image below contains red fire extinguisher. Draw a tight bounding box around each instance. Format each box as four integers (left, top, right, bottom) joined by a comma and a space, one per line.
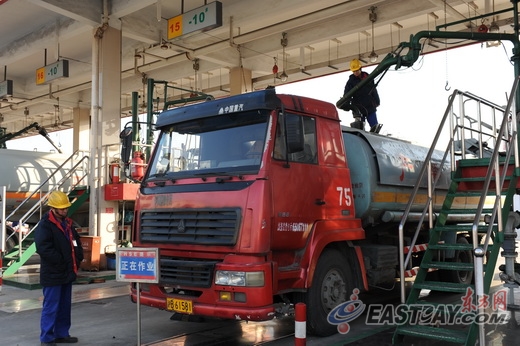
131, 151, 145, 180
109, 161, 120, 183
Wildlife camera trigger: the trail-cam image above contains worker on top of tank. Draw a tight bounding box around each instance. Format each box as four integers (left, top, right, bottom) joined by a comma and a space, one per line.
34, 190, 84, 346
343, 58, 382, 133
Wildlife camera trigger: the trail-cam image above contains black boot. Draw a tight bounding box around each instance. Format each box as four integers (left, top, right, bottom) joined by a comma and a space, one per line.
370, 124, 382, 133
350, 120, 364, 130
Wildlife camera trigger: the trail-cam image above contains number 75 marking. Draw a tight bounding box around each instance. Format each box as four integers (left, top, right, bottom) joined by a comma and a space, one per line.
336, 187, 352, 206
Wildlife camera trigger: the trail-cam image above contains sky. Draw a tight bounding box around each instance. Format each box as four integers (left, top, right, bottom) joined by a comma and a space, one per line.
275, 41, 515, 146
6, 40, 516, 152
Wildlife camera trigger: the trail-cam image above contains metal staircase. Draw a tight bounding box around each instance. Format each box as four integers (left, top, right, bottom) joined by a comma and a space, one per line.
393, 78, 520, 345
2, 150, 90, 276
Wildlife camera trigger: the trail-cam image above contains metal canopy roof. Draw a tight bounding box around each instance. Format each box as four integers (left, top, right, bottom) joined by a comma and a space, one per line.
0, 0, 516, 138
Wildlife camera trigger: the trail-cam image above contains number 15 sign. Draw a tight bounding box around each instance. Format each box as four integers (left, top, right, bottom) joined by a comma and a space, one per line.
168, 1, 222, 40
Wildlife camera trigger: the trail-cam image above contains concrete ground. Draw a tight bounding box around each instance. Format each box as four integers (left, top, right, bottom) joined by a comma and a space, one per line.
1, 263, 520, 346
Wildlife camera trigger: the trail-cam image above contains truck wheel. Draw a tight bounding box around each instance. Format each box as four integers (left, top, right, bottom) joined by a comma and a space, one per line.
449, 236, 473, 284
306, 249, 354, 336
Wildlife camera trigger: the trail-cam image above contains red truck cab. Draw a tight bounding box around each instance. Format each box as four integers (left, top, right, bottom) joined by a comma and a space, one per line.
132, 89, 365, 336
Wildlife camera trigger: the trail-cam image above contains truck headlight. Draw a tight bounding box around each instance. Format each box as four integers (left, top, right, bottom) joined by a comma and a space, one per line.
214, 270, 264, 287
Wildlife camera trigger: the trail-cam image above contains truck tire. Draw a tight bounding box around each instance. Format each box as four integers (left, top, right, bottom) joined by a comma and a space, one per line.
306, 249, 354, 336
449, 236, 473, 284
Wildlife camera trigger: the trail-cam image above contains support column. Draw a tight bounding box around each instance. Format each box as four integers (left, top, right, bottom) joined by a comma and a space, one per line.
229, 67, 252, 95
72, 107, 90, 152
89, 24, 122, 259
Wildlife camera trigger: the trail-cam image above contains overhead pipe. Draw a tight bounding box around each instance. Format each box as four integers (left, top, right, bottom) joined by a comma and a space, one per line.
122, 1, 375, 79
337, 3, 520, 113
2, 1, 517, 130
429, 0, 472, 24
335, 1, 520, 306
0, 0, 451, 119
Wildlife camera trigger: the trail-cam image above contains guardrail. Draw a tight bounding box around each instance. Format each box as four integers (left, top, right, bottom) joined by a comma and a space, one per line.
398, 76, 519, 304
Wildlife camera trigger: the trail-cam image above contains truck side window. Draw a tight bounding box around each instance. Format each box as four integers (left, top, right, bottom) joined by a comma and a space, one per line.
274, 114, 317, 164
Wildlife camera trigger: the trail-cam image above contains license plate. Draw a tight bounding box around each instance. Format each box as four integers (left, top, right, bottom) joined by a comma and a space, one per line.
166, 297, 193, 314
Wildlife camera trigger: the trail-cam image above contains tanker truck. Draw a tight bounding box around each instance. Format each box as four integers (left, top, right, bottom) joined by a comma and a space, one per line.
127, 88, 484, 336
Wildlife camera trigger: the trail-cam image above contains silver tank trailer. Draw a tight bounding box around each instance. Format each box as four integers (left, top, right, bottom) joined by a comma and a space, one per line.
342, 127, 451, 228
1, 149, 71, 223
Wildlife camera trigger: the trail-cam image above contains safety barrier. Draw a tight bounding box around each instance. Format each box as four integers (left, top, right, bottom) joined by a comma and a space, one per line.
295, 302, 306, 345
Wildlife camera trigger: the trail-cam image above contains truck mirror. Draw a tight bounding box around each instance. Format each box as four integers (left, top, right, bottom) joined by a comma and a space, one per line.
285, 114, 304, 154
120, 127, 133, 165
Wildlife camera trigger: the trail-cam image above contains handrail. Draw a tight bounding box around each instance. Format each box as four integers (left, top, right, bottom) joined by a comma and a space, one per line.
471, 76, 519, 252
17, 154, 90, 233
5, 150, 87, 222
397, 90, 458, 303
4, 150, 89, 260
469, 77, 519, 346
397, 79, 518, 303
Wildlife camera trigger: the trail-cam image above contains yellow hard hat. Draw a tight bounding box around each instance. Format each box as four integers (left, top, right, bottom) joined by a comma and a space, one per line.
350, 59, 362, 72
47, 190, 72, 209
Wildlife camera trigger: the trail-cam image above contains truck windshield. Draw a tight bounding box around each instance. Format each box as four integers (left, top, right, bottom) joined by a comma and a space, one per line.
147, 110, 270, 179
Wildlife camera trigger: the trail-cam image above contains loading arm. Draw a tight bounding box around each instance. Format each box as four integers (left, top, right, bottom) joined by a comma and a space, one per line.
0, 122, 62, 153
336, 29, 519, 111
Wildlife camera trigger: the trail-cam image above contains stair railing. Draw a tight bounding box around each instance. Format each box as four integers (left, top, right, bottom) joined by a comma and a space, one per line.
397, 91, 455, 303
468, 77, 519, 346
5, 150, 90, 261
470, 77, 519, 253
397, 80, 518, 303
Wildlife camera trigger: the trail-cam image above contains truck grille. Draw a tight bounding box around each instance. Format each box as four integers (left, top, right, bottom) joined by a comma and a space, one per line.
140, 208, 240, 245
160, 257, 219, 287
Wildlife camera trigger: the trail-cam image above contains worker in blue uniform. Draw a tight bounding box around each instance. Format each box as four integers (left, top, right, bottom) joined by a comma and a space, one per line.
343, 58, 382, 133
35, 190, 84, 346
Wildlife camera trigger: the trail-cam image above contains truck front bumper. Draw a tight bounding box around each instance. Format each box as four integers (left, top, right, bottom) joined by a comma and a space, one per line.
131, 290, 276, 321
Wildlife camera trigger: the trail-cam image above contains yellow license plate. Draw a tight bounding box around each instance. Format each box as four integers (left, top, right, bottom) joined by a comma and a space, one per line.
166, 297, 193, 314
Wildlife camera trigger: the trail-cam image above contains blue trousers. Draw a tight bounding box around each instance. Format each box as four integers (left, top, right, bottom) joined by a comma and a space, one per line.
40, 283, 72, 343
366, 111, 378, 127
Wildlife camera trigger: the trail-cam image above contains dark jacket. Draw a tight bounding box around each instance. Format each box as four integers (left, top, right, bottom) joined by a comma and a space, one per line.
343, 71, 380, 116
35, 211, 84, 286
